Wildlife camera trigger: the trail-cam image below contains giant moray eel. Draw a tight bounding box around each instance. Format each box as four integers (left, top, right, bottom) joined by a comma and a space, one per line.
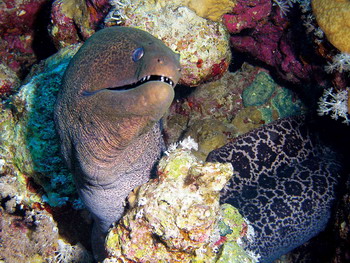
54, 26, 181, 260
207, 115, 342, 263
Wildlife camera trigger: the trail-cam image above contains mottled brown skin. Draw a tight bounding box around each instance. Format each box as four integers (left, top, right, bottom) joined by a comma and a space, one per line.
54, 26, 181, 260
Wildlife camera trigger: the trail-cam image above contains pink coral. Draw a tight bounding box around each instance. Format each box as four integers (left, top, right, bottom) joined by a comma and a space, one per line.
50, 0, 110, 48
223, 0, 325, 84
223, 0, 272, 34
0, 0, 47, 75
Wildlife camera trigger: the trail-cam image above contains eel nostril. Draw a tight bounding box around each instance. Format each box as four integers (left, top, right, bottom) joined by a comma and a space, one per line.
157, 58, 163, 64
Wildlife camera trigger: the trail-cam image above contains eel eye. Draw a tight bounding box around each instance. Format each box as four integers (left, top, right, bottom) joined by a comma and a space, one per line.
132, 47, 144, 62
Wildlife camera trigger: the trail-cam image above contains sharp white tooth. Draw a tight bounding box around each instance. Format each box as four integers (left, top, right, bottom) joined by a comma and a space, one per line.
147, 76, 150, 80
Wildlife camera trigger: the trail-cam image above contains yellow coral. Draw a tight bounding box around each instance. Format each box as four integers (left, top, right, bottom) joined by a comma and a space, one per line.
156, 0, 236, 22
185, 0, 236, 22
312, 0, 350, 53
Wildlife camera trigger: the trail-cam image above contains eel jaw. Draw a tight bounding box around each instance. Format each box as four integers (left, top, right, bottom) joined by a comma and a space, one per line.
107, 75, 175, 91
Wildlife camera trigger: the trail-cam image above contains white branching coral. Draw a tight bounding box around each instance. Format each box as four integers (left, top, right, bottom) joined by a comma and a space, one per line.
179, 136, 198, 151
273, 0, 291, 16
318, 88, 350, 125
325, 53, 350, 73
51, 239, 93, 263
104, 0, 131, 25
273, 0, 311, 16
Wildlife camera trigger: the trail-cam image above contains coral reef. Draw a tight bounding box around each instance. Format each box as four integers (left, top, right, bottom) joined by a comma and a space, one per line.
223, 0, 271, 33
223, 0, 326, 84
165, 64, 305, 158
0, 0, 53, 79
0, 205, 58, 262
312, 0, 350, 54
0, 44, 81, 208
0, 63, 20, 98
50, 0, 110, 49
0, 0, 348, 261
104, 138, 254, 262
106, 0, 231, 86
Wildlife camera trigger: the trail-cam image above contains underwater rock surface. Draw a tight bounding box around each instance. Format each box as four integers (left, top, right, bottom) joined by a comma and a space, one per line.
0, 44, 81, 208
50, 0, 110, 49
106, 0, 231, 86
103, 138, 254, 262
165, 64, 305, 160
0, 1, 349, 262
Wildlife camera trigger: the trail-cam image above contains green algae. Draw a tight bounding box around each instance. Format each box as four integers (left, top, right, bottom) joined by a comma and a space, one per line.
242, 72, 276, 107
218, 203, 245, 241
1, 45, 82, 207
217, 242, 254, 263
22, 46, 82, 206
271, 88, 304, 118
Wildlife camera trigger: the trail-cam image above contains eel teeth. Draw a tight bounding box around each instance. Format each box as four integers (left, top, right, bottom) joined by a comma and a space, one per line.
107, 75, 176, 91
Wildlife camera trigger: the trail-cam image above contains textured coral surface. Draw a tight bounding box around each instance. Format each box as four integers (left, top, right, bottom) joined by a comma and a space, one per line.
104, 140, 253, 262
0, 0, 349, 262
50, 0, 110, 48
106, 0, 231, 86
312, 0, 350, 53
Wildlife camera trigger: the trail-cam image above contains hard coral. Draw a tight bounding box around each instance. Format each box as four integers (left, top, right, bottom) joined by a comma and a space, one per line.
0, 0, 50, 76
223, 0, 271, 34
167, 0, 237, 22
0, 45, 81, 208
50, 0, 110, 49
104, 139, 254, 262
312, 0, 350, 53
225, 2, 325, 84
106, 0, 231, 86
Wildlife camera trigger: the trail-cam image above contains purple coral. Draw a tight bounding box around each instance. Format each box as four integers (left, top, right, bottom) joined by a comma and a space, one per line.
223, 0, 324, 84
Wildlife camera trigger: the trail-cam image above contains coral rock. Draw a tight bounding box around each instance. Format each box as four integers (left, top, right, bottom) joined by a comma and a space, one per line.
50, 0, 110, 49
104, 139, 252, 262
106, 0, 231, 86
224, 1, 325, 84
312, 0, 350, 54
223, 0, 271, 34
0, 45, 81, 208
0, 63, 20, 97
0, 0, 50, 75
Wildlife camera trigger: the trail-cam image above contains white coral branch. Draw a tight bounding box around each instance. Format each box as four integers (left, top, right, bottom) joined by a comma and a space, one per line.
317, 87, 350, 125
325, 53, 350, 73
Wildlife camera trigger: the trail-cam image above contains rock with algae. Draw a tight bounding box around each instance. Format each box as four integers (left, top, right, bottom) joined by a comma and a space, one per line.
50, 0, 110, 49
105, 0, 231, 86
104, 138, 254, 262
164, 64, 305, 161
0, 44, 81, 208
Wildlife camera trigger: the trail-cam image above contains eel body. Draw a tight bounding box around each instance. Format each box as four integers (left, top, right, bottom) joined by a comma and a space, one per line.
207, 115, 342, 263
54, 26, 181, 260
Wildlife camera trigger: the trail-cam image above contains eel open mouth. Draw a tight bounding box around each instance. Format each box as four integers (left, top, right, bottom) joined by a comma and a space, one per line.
107, 75, 175, 91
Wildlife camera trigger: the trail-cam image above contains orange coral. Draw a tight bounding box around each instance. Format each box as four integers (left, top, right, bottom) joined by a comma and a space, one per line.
312, 0, 350, 53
